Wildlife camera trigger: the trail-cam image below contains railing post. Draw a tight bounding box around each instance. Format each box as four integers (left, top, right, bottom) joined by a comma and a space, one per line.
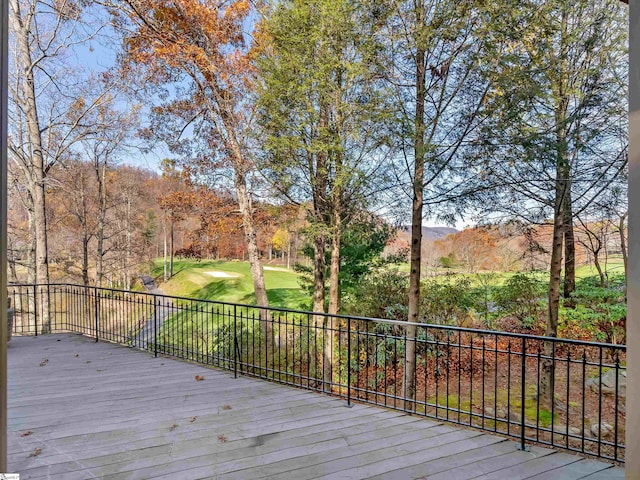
33, 284, 37, 336
154, 295, 158, 358
233, 304, 238, 379
94, 287, 99, 343
517, 336, 529, 452
614, 350, 620, 462
46, 283, 51, 333
347, 317, 352, 407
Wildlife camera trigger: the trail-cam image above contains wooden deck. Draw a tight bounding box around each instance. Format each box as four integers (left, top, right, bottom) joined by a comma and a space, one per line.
8, 334, 624, 480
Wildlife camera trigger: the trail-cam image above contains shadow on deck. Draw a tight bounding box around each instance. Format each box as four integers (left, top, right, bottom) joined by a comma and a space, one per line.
8, 334, 624, 479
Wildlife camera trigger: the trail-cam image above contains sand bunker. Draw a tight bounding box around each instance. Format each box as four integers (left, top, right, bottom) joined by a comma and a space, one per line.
204, 271, 241, 278
263, 266, 289, 272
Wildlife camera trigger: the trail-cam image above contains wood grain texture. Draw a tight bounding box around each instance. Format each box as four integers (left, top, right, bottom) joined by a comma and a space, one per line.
8, 334, 624, 479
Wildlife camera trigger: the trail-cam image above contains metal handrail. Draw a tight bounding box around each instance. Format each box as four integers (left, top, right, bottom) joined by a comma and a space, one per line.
7, 282, 626, 463
7, 282, 627, 348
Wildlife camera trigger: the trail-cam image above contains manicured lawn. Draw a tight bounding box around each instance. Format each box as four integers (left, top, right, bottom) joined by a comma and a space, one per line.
574, 258, 625, 278
152, 259, 310, 310
394, 256, 625, 287
150, 257, 625, 317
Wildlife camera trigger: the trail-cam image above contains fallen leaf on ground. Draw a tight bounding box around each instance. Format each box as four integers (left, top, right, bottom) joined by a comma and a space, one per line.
21, 431, 33, 437
217, 434, 228, 443
39, 359, 48, 367
222, 405, 232, 410
189, 417, 197, 423
169, 424, 178, 431
195, 375, 205, 381
29, 448, 42, 457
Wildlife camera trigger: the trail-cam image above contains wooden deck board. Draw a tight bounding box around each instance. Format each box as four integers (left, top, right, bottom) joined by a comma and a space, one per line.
8, 334, 623, 480
425, 448, 560, 480
366, 442, 552, 480
581, 466, 626, 479
526, 459, 619, 480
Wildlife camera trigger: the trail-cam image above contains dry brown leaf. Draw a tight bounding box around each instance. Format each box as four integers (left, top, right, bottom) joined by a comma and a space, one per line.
195, 375, 205, 381
189, 416, 197, 423
21, 430, 33, 437
39, 359, 48, 367
169, 424, 178, 431
222, 405, 232, 410
217, 434, 228, 443
29, 448, 42, 457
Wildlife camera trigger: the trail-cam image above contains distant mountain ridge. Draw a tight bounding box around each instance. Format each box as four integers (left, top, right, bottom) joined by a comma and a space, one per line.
399, 226, 459, 241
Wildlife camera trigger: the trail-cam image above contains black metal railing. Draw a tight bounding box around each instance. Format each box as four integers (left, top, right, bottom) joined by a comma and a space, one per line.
7, 283, 626, 463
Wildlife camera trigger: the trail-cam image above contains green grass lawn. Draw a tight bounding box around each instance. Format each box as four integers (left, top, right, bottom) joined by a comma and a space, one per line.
395, 256, 625, 287
152, 259, 310, 310
153, 257, 624, 312
574, 257, 625, 279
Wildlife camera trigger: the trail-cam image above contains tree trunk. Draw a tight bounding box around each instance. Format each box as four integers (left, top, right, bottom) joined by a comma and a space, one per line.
125, 197, 132, 291
325, 209, 341, 392
32, 153, 50, 333
223, 128, 270, 312
26, 202, 35, 284
26, 206, 36, 330
234, 172, 270, 336
312, 233, 326, 323
82, 234, 90, 286
7, 235, 17, 282
11, 0, 50, 332
312, 100, 329, 330
81, 201, 90, 286
542, 116, 569, 410
163, 215, 168, 281
603, 231, 610, 286
169, 216, 174, 278
619, 213, 627, 281
403, 11, 426, 409
593, 249, 606, 287
95, 160, 107, 287
541, 189, 564, 409
563, 187, 576, 299
541, 6, 570, 409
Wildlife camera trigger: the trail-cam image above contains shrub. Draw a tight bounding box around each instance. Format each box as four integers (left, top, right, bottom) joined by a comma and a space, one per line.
420, 275, 475, 326
439, 253, 458, 269
343, 267, 408, 321
494, 274, 544, 328
560, 275, 626, 343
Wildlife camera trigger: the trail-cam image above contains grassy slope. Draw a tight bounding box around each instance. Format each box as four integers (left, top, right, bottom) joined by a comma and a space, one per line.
152, 260, 310, 310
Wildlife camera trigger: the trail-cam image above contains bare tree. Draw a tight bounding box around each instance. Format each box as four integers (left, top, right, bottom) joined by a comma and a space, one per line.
8, 0, 111, 330
576, 218, 610, 287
